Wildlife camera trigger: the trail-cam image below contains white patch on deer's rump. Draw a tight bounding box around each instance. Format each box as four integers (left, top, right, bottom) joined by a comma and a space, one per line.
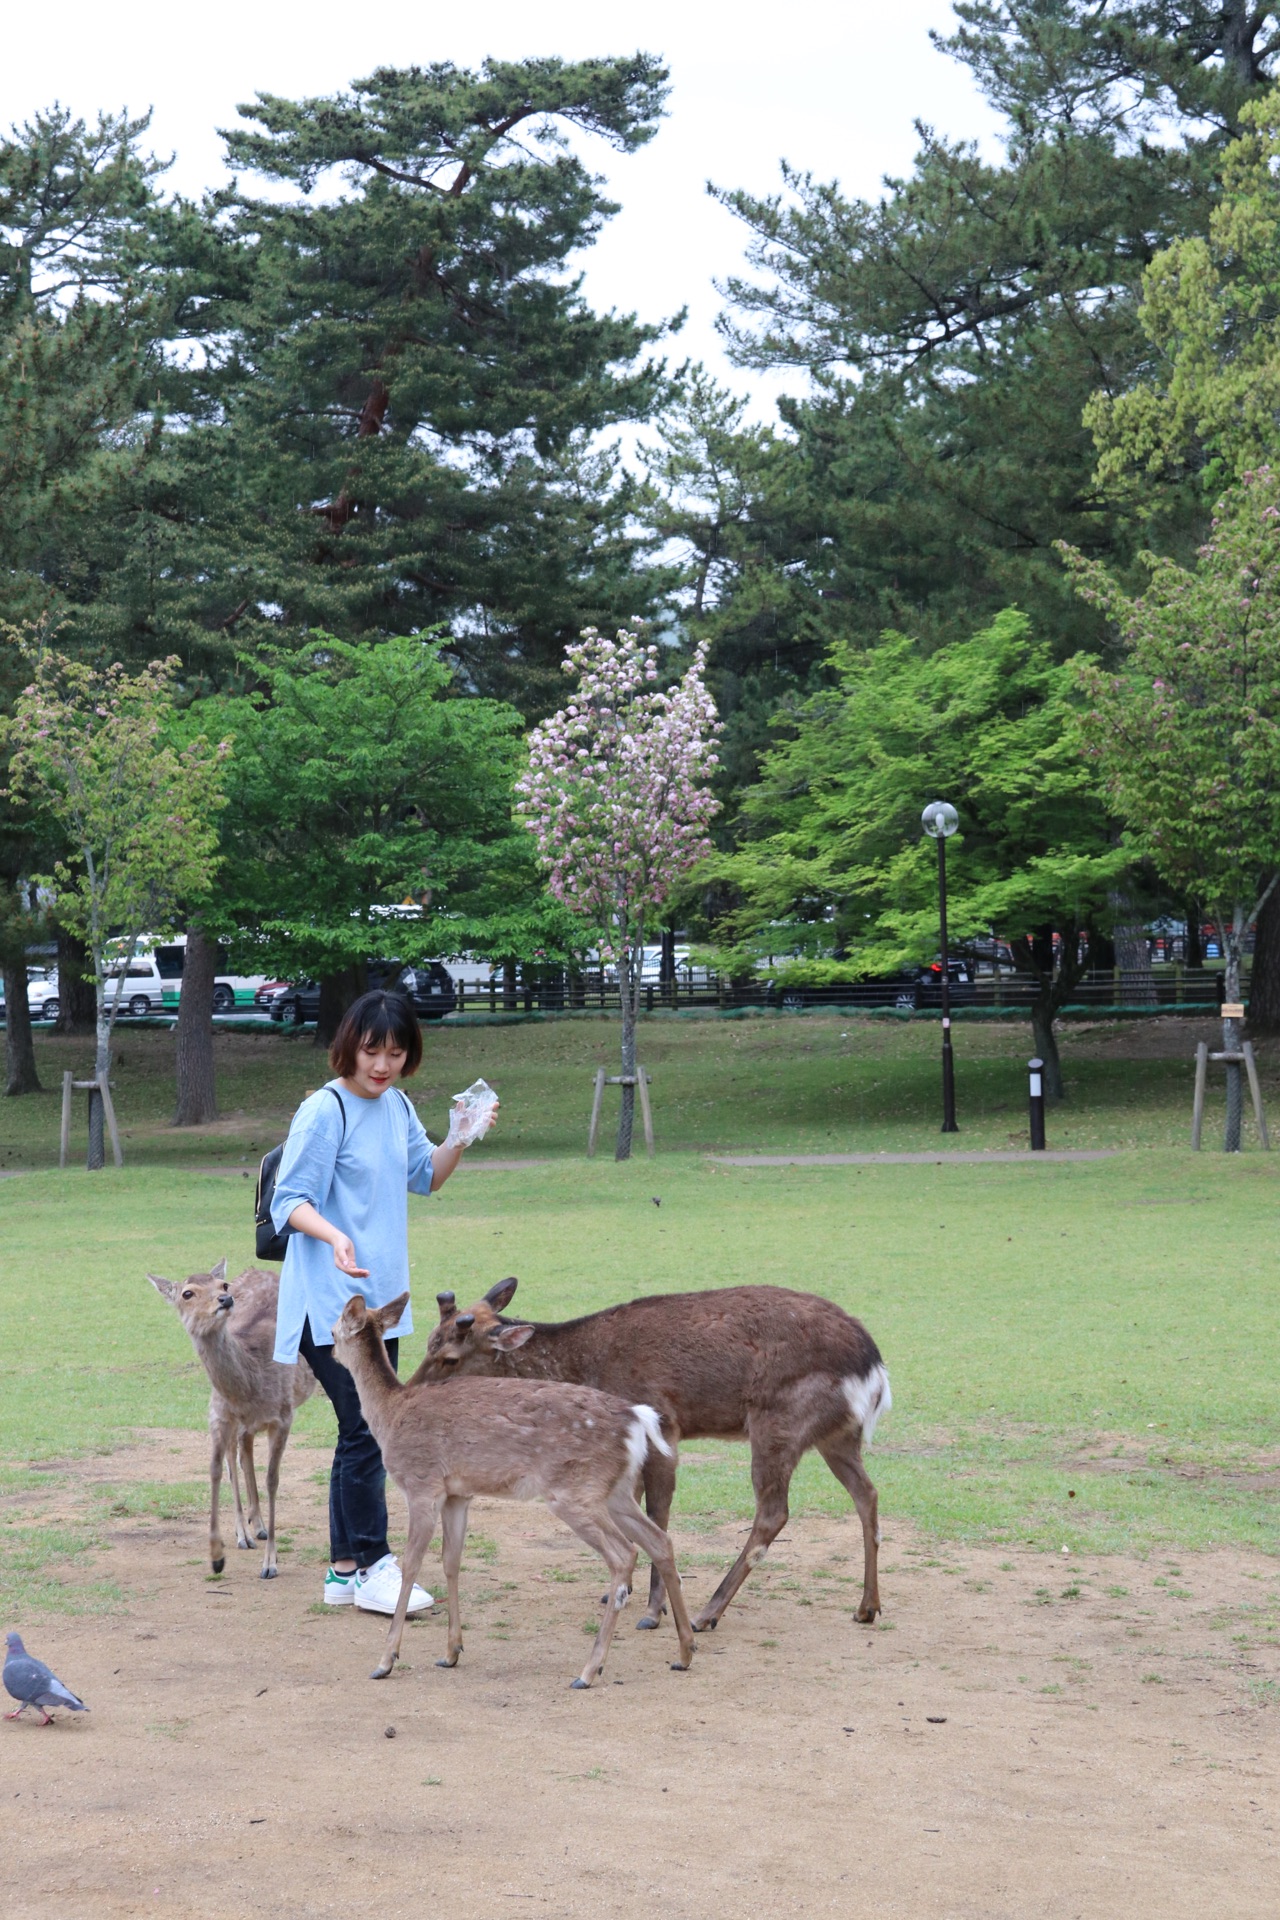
626, 1404, 671, 1478
843, 1363, 892, 1444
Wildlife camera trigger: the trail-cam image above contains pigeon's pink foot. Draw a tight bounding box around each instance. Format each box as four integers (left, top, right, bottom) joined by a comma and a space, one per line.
4, 1707, 26, 1719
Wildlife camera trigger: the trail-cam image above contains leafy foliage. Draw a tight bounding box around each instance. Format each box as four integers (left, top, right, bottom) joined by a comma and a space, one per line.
214, 633, 558, 980
2, 649, 228, 1075
1062, 466, 1280, 992
717, 609, 1128, 1090
86, 57, 677, 705
1088, 85, 1280, 501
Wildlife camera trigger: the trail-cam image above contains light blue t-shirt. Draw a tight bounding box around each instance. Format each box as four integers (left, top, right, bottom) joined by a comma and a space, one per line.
270, 1079, 435, 1363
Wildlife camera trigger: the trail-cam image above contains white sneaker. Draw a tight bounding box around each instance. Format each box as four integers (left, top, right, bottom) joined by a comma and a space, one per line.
323, 1567, 359, 1606
353, 1553, 432, 1616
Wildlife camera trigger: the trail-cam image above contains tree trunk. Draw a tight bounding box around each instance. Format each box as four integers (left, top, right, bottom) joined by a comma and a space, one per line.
1221, 906, 1246, 1153
54, 927, 96, 1035
2, 958, 42, 1095
502, 958, 517, 1012
88, 979, 113, 1171
173, 924, 218, 1125
316, 962, 366, 1048
1185, 903, 1203, 971
1246, 884, 1280, 1032
1029, 995, 1065, 1104
1108, 890, 1156, 1004
616, 943, 639, 1161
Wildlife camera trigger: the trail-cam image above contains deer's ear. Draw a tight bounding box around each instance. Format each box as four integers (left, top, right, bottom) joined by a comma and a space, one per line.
337, 1295, 368, 1334
484, 1276, 519, 1312
490, 1322, 534, 1353
147, 1274, 177, 1302
210, 1257, 228, 1283
377, 1291, 411, 1331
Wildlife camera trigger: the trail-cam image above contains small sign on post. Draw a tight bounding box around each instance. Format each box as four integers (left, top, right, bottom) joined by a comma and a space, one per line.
1028, 1056, 1046, 1152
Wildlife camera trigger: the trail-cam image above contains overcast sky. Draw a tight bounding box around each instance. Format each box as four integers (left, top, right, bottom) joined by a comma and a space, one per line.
3, 1, 1003, 419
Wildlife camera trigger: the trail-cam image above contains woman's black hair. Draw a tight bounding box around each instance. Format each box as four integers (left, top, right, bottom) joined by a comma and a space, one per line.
329, 989, 423, 1078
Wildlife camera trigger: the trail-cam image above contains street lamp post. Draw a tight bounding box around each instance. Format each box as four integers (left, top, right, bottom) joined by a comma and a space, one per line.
922, 801, 959, 1133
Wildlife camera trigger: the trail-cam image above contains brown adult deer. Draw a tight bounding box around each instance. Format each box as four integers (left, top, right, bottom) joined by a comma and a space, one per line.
147, 1259, 315, 1579
417, 1279, 891, 1634
332, 1292, 696, 1689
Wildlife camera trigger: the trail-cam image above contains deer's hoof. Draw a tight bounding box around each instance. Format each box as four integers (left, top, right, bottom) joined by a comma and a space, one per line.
670, 1660, 691, 1671
435, 1655, 460, 1669
855, 1603, 880, 1624
635, 1614, 662, 1630
211, 1557, 225, 1575
691, 1616, 717, 1633
259, 1565, 278, 1580
256, 1527, 269, 1542
570, 1677, 592, 1690
370, 1662, 394, 1680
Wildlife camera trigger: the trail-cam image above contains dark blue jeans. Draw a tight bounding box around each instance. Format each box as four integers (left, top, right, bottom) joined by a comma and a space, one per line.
298, 1325, 399, 1568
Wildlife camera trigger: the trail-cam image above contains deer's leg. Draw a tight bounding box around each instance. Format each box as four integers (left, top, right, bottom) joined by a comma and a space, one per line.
692, 1422, 800, 1633
818, 1431, 882, 1622
611, 1492, 695, 1671
551, 1499, 635, 1689
259, 1419, 290, 1579
436, 1494, 471, 1669
227, 1430, 252, 1552
208, 1426, 228, 1575
635, 1436, 678, 1629
239, 1429, 266, 1541
372, 1495, 438, 1682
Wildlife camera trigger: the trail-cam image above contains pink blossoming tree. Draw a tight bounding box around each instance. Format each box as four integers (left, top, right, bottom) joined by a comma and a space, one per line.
518, 625, 720, 1159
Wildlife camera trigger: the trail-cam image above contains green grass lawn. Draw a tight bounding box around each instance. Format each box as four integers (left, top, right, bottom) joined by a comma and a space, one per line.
1, 1005, 1274, 1170
3, 1103, 1278, 1619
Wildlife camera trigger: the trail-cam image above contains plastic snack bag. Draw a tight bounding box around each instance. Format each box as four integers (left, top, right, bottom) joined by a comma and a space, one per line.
445, 1078, 499, 1148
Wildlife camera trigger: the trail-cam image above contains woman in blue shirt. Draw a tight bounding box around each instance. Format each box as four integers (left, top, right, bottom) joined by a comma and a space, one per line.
270, 988, 485, 1615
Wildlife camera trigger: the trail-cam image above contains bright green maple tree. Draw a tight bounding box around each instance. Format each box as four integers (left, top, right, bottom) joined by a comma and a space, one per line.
716, 609, 1129, 1098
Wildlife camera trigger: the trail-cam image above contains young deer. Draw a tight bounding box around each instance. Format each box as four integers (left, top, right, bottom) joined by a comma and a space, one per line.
417, 1279, 891, 1635
332, 1292, 696, 1689
147, 1260, 315, 1579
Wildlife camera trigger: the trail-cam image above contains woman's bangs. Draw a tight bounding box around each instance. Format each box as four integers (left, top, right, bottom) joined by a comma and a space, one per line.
359, 998, 415, 1055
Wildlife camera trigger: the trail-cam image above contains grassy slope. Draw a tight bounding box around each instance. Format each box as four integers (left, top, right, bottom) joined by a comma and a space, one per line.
1, 1008, 1272, 1170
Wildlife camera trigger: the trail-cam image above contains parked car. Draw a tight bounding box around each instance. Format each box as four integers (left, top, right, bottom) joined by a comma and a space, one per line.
103, 954, 167, 1016
269, 962, 458, 1027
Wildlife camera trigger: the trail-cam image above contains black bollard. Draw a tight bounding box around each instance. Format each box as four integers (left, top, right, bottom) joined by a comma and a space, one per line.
1028, 1056, 1046, 1152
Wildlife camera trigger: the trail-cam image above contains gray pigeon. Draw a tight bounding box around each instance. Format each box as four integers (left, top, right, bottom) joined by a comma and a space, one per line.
4, 1632, 88, 1724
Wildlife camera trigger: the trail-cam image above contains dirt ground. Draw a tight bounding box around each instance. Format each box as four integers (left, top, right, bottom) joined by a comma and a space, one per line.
5, 1430, 1278, 1920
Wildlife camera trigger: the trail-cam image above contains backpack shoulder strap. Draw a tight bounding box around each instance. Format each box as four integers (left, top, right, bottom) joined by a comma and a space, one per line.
394, 1087, 413, 1121
325, 1085, 347, 1139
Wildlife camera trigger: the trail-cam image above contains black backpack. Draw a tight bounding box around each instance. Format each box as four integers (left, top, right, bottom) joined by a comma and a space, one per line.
254, 1087, 347, 1262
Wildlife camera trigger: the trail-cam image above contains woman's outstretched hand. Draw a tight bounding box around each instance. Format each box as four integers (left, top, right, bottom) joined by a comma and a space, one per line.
332, 1233, 370, 1280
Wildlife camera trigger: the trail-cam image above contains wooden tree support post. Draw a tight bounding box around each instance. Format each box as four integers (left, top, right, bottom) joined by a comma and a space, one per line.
586, 1067, 654, 1158
1190, 1041, 1268, 1151
60, 1072, 124, 1169
1191, 1043, 1208, 1151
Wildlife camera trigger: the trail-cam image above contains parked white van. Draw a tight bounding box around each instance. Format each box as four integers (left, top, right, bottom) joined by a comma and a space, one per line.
104, 953, 167, 1016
